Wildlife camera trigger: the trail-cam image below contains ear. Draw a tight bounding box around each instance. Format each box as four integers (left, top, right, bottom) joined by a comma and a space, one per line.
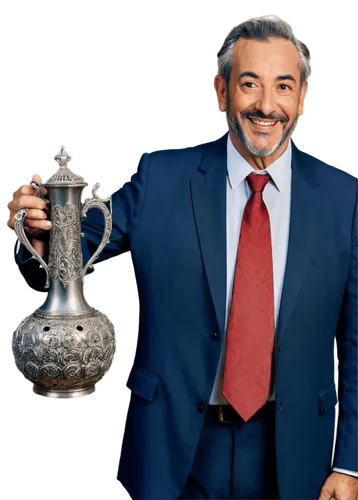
298, 80, 308, 116
214, 75, 227, 112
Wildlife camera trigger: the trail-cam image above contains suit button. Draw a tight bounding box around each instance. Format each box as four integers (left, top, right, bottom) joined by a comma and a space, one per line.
278, 400, 284, 410
212, 330, 219, 340
197, 403, 206, 413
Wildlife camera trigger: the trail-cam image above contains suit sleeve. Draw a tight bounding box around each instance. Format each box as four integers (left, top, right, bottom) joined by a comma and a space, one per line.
14, 152, 150, 292
332, 179, 358, 473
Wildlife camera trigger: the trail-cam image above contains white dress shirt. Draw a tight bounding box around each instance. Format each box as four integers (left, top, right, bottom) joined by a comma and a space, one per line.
207, 133, 357, 478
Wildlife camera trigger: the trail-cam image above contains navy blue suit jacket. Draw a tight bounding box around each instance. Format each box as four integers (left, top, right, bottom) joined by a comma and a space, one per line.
16, 132, 358, 499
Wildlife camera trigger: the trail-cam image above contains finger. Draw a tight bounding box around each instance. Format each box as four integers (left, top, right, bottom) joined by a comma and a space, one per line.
12, 194, 47, 212
22, 208, 48, 221
13, 184, 42, 203
7, 199, 48, 230
31, 173, 47, 196
14, 177, 46, 197
14, 184, 33, 197
24, 219, 52, 231
32, 173, 42, 184
10, 180, 48, 216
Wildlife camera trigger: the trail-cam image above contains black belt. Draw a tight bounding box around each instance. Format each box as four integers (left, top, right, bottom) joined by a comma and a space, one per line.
207, 402, 275, 424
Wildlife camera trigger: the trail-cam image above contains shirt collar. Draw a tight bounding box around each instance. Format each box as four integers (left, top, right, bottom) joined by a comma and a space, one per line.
227, 132, 292, 193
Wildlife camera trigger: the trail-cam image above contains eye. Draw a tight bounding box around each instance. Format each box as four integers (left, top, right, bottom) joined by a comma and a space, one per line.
279, 84, 292, 91
243, 82, 256, 88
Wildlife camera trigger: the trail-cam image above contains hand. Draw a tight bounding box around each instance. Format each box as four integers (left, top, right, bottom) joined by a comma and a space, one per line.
318, 471, 358, 500
7, 174, 51, 258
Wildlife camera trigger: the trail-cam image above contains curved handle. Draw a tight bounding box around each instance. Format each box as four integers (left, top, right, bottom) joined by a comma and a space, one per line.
81, 183, 112, 277
30, 181, 49, 205
14, 208, 50, 289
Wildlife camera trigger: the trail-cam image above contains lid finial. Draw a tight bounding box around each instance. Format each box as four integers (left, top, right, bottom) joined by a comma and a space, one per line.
54, 146, 72, 168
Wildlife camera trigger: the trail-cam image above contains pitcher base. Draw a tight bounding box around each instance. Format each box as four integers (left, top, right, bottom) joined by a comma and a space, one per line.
33, 384, 95, 398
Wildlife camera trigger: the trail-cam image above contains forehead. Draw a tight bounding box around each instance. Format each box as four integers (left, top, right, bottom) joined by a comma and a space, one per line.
231, 36, 300, 79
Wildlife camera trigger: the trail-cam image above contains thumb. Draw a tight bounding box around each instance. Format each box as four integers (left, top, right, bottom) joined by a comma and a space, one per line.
32, 173, 42, 184
31, 172, 47, 194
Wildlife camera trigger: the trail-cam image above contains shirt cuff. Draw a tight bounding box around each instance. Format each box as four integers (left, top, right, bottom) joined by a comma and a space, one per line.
332, 467, 358, 478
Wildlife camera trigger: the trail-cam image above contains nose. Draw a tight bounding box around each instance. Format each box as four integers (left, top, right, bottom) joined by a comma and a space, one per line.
254, 87, 277, 118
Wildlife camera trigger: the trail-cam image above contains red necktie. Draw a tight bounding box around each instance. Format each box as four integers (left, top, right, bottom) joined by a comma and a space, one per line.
221, 172, 275, 422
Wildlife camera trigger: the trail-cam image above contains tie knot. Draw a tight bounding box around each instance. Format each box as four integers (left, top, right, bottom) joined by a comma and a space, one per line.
246, 172, 270, 193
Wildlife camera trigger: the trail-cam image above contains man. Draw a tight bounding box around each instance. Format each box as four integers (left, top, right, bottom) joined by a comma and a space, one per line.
7, 14, 358, 500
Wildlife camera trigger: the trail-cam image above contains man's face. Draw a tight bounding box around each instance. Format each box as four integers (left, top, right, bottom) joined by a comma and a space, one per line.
215, 36, 308, 158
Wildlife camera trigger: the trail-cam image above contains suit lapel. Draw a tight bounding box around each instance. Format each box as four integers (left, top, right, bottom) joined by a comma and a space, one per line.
190, 132, 322, 346
190, 132, 228, 335
275, 140, 321, 346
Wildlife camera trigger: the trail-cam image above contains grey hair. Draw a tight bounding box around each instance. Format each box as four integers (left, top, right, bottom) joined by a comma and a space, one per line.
217, 15, 311, 89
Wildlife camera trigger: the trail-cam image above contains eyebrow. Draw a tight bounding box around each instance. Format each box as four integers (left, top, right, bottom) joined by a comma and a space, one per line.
238, 71, 296, 84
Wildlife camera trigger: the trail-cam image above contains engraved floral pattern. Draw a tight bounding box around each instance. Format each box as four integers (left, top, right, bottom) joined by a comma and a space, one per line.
24, 362, 40, 381
87, 331, 101, 346
41, 363, 60, 378
42, 349, 59, 363
61, 349, 81, 364
48, 203, 83, 287
63, 362, 82, 380
85, 361, 101, 378
12, 311, 115, 392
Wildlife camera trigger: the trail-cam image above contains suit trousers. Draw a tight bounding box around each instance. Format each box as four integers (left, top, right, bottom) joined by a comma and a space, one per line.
177, 400, 278, 499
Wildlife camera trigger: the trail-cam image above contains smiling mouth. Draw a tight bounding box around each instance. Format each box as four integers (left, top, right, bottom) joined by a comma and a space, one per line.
247, 117, 280, 128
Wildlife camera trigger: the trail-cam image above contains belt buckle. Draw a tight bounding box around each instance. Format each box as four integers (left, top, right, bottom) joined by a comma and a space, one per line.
217, 405, 238, 424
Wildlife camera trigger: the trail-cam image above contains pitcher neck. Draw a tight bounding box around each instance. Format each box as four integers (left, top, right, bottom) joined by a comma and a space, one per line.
39, 186, 91, 314
38, 278, 92, 314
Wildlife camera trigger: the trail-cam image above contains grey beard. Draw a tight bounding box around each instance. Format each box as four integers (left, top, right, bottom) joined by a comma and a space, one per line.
225, 96, 299, 157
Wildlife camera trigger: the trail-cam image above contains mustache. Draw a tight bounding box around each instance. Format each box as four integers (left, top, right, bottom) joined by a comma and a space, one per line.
243, 112, 288, 123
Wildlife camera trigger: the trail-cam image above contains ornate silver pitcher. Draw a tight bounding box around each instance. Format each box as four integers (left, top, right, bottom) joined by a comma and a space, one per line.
12, 146, 115, 398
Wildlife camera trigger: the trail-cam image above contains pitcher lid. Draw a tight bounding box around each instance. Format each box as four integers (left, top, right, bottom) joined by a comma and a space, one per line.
43, 146, 88, 187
